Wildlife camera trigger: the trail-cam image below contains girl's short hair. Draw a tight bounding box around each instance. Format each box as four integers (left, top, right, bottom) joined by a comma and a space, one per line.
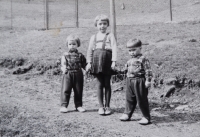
66, 34, 81, 47
94, 14, 109, 27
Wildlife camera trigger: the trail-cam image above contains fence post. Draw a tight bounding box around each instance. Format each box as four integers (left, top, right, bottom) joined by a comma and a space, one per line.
170, 0, 173, 21
10, 0, 13, 29
110, 0, 117, 39
45, 0, 49, 30
75, 0, 79, 28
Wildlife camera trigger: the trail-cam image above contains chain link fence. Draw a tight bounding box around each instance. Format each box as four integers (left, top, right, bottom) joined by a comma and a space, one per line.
48, 0, 75, 29
0, 0, 45, 30
0, 0, 76, 30
1, 0, 200, 30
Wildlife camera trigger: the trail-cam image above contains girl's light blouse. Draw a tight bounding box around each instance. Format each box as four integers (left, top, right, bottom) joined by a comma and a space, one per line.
86, 33, 117, 63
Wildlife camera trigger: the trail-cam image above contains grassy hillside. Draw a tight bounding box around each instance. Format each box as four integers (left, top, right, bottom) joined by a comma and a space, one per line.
1, 22, 200, 79
1, 0, 200, 136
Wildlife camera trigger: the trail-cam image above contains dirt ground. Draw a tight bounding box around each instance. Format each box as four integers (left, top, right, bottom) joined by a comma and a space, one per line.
1, 23, 200, 136
1, 0, 200, 137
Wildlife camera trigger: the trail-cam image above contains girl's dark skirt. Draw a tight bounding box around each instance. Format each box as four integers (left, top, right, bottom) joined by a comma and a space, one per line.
91, 49, 112, 75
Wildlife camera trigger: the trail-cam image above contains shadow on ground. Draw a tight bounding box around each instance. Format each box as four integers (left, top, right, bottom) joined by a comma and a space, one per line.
152, 112, 200, 124
112, 102, 200, 124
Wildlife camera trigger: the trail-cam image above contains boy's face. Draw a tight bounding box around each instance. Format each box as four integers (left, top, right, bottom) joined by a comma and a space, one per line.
128, 47, 141, 57
67, 40, 78, 49
97, 20, 108, 33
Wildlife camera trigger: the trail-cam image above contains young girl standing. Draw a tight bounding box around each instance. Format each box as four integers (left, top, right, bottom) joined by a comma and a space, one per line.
86, 14, 117, 115
60, 35, 87, 113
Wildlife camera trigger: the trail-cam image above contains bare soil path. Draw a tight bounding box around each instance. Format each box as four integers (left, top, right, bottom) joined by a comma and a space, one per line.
1, 69, 200, 137
1, 1, 200, 134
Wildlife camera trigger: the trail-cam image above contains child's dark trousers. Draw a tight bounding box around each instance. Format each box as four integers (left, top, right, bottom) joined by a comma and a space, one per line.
124, 77, 150, 121
61, 70, 83, 108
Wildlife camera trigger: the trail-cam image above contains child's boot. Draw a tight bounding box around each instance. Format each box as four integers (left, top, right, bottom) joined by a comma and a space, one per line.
105, 107, 112, 115
77, 107, 86, 112
60, 107, 68, 113
138, 117, 150, 125
119, 114, 129, 121
98, 107, 105, 115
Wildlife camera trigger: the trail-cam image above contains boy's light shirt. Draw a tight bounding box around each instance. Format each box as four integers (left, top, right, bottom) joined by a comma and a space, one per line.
124, 55, 152, 82
87, 33, 117, 63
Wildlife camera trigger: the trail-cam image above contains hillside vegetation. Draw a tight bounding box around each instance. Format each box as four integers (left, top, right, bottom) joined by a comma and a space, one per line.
1, 0, 200, 137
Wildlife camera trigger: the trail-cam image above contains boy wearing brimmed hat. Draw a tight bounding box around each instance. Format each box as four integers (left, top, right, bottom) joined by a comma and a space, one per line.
60, 34, 87, 113
119, 39, 152, 125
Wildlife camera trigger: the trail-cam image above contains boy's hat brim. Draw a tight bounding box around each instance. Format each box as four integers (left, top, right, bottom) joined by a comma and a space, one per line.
126, 39, 142, 48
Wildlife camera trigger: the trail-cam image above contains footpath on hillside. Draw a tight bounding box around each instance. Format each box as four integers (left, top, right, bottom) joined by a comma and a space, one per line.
1, 67, 200, 137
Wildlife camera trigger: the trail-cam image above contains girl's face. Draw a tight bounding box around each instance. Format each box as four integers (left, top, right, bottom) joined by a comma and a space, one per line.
97, 20, 108, 33
67, 40, 78, 49
128, 47, 141, 57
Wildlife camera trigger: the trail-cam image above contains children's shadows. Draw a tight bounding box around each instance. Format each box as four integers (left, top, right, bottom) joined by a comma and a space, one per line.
112, 102, 200, 124
151, 111, 200, 124
61, 105, 200, 124
149, 102, 200, 124
113, 107, 124, 113
85, 109, 99, 112
62, 109, 99, 113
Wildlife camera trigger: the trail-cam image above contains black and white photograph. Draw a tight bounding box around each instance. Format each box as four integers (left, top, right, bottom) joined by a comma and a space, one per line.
1, 0, 200, 136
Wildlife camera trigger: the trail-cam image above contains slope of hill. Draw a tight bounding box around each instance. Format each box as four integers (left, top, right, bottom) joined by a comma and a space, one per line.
1, 0, 200, 137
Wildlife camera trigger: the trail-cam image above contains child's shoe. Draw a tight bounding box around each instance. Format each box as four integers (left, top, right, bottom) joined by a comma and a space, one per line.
77, 107, 86, 112
138, 117, 150, 125
60, 107, 68, 113
119, 114, 130, 121
105, 107, 112, 115
98, 107, 105, 115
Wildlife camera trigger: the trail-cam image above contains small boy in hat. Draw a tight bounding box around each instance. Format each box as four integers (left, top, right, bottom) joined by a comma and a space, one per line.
119, 39, 152, 125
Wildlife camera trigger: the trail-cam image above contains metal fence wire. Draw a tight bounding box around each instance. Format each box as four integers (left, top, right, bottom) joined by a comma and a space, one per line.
0, 0, 45, 30
48, 0, 75, 29
1, 0, 200, 30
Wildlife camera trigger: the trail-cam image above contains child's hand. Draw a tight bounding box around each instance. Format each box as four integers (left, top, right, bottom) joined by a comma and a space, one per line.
145, 81, 151, 88
111, 61, 116, 70
62, 69, 68, 74
82, 69, 86, 76
86, 63, 91, 72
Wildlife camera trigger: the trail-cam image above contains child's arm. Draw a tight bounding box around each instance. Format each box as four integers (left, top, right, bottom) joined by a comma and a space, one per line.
109, 33, 117, 69
113, 63, 128, 74
86, 35, 95, 71
121, 63, 128, 74
81, 54, 87, 70
61, 55, 67, 74
142, 58, 153, 87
